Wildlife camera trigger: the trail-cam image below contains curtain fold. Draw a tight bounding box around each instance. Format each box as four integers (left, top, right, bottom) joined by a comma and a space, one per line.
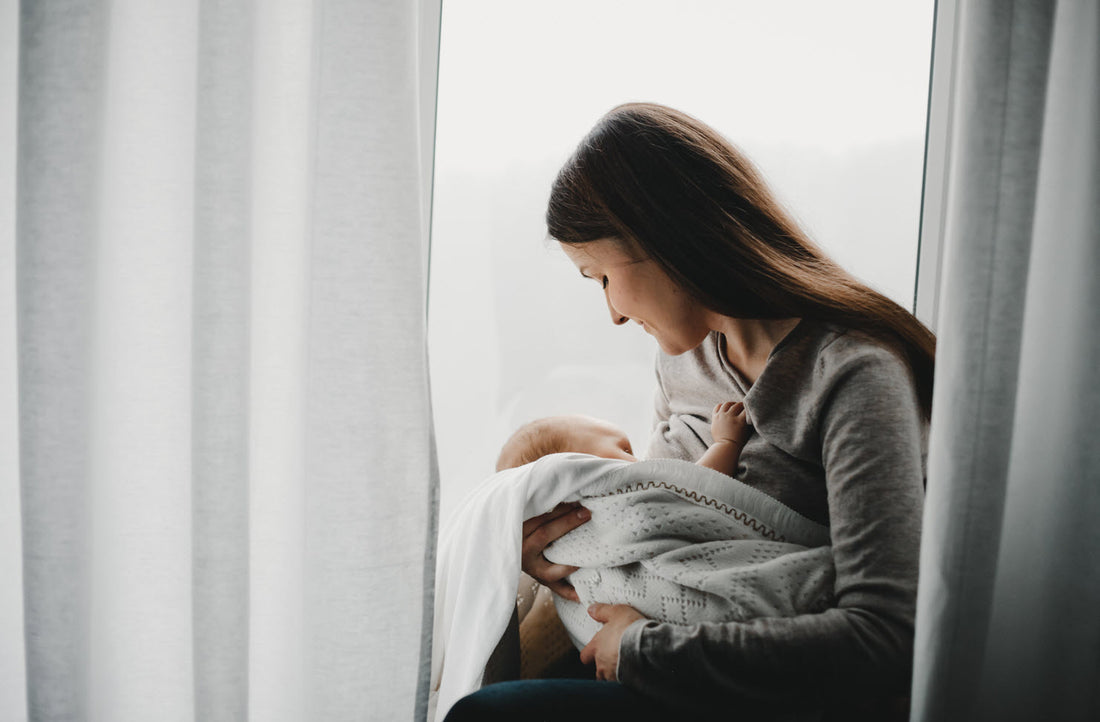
11, 0, 441, 720
912, 1, 1100, 720
304, 0, 438, 717
15, 2, 105, 717
192, 0, 253, 718
0, 1, 23, 714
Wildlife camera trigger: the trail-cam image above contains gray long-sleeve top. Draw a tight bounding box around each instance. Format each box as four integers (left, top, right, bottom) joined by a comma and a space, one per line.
619, 320, 926, 712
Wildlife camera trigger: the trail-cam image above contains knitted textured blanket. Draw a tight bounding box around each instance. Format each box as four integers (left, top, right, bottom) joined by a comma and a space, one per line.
545, 461, 835, 650
430, 453, 835, 721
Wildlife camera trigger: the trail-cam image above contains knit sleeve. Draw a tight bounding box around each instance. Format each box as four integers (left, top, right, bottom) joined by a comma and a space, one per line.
645, 355, 677, 459
644, 346, 717, 463
617, 343, 925, 708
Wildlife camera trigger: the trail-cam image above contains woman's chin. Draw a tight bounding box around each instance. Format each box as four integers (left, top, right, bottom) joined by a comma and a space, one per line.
655, 332, 709, 357
656, 339, 690, 356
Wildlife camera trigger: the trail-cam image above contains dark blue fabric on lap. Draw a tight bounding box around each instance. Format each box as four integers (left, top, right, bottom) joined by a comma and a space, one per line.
443, 679, 674, 722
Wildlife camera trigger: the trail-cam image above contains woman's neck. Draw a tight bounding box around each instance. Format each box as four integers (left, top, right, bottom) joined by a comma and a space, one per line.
711, 316, 802, 384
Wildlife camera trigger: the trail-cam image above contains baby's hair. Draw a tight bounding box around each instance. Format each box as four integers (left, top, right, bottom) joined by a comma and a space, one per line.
496, 418, 567, 471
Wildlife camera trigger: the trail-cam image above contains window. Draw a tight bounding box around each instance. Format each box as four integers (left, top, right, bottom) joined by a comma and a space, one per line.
429, 0, 936, 520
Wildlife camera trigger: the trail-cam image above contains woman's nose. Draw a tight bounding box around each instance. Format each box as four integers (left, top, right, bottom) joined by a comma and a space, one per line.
604, 292, 628, 325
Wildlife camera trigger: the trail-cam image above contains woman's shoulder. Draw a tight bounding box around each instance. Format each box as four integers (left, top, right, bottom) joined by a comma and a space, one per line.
779, 320, 913, 385
654, 322, 913, 404
748, 321, 922, 456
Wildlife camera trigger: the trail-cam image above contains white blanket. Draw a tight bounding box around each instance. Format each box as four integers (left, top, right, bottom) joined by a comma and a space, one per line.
430, 453, 835, 722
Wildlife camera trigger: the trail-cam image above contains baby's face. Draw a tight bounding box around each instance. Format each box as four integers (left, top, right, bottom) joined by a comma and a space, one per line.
561, 416, 636, 462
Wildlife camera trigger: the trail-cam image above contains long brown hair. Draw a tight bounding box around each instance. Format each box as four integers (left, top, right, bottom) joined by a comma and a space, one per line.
546, 102, 935, 417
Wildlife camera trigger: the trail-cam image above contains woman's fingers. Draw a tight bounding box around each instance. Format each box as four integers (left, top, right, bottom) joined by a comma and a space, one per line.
521, 502, 580, 538
523, 505, 590, 550
546, 579, 581, 603
535, 560, 579, 584
520, 502, 591, 599
524, 557, 580, 601
526, 554, 580, 601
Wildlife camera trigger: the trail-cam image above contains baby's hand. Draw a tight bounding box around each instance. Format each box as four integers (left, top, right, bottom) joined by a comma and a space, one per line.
711, 401, 750, 447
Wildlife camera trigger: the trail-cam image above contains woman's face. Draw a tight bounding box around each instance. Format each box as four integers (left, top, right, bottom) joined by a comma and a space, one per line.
560, 238, 712, 356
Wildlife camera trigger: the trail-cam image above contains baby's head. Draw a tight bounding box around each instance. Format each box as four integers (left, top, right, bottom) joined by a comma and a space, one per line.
496, 415, 636, 471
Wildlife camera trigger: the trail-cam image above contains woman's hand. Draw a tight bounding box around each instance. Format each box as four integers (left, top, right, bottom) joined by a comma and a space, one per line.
579, 603, 647, 681
521, 502, 591, 602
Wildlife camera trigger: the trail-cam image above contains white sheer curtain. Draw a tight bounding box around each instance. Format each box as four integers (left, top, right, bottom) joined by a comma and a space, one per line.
3, 0, 441, 720
912, 0, 1099, 719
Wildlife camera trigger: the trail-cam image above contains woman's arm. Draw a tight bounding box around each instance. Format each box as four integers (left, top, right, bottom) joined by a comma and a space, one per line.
616, 346, 925, 708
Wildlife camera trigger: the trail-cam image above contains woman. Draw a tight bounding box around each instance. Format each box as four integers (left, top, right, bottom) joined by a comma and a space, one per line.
446, 103, 932, 720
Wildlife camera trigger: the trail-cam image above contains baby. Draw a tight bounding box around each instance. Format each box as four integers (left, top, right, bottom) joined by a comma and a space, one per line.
487, 401, 823, 682
496, 401, 751, 475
